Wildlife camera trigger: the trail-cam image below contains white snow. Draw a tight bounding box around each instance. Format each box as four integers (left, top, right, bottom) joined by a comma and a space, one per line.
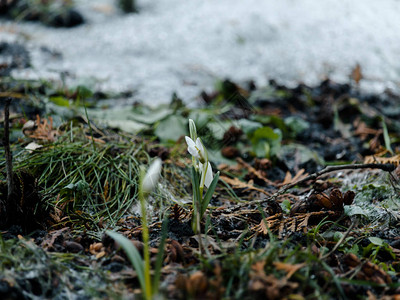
2, 0, 400, 104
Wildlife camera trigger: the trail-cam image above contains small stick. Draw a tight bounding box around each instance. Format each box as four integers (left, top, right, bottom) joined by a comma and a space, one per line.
222, 163, 396, 213
4, 98, 14, 201
275, 163, 395, 193
321, 219, 358, 260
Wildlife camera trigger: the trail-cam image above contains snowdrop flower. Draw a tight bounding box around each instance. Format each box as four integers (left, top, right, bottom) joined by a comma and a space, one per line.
185, 136, 206, 164
185, 136, 213, 188
142, 158, 162, 194
188, 119, 197, 141
199, 161, 213, 188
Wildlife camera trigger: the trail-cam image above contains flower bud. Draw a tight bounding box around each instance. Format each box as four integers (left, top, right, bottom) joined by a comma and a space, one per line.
189, 119, 197, 141
142, 158, 162, 194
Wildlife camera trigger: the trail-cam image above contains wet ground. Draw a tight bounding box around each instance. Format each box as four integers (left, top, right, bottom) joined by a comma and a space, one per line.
1, 2, 400, 298
1, 72, 400, 298
2, 0, 400, 105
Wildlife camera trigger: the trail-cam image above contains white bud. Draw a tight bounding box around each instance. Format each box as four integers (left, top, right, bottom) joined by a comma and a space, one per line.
142, 158, 162, 193
189, 119, 197, 141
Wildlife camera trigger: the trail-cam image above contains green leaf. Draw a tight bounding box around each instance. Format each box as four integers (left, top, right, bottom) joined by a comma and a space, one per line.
191, 167, 202, 233
191, 167, 201, 213
321, 261, 346, 298
64, 180, 89, 192
106, 231, 145, 291
75, 85, 93, 100
188, 111, 212, 131
254, 140, 270, 158
280, 199, 291, 214
206, 121, 231, 140
253, 115, 287, 134
381, 118, 393, 154
284, 116, 310, 137
83, 107, 148, 133
155, 115, 187, 142
49, 96, 70, 107
251, 126, 281, 141
238, 119, 262, 135
278, 143, 324, 169
201, 171, 220, 216
344, 205, 367, 217
250, 126, 282, 158
131, 108, 173, 125
333, 231, 344, 242
369, 237, 384, 246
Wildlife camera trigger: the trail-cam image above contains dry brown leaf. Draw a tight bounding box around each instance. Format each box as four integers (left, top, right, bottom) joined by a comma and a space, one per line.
24, 115, 60, 142
251, 260, 266, 275
351, 63, 363, 85
249, 271, 299, 300
297, 214, 311, 230
220, 175, 271, 196
252, 214, 283, 235
366, 290, 377, 300
236, 157, 276, 186
364, 153, 400, 166
176, 271, 208, 297
273, 262, 306, 279
40, 227, 69, 250
353, 119, 379, 140
85, 135, 106, 144
253, 219, 269, 236
281, 169, 308, 186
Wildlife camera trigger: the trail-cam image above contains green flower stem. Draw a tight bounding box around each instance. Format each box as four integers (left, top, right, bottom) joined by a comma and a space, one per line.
139, 171, 152, 300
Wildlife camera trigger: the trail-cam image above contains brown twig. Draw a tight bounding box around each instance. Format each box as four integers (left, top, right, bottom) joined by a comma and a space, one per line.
321, 218, 358, 260
222, 163, 396, 213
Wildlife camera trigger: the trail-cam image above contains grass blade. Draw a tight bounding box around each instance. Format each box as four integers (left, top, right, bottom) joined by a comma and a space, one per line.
201, 171, 219, 216
106, 231, 145, 291
381, 118, 393, 154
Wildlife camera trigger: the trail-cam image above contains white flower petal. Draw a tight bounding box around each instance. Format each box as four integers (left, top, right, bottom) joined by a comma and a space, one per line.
185, 136, 200, 158
142, 158, 162, 193
204, 162, 213, 188
185, 136, 196, 148
195, 137, 208, 164
195, 138, 205, 157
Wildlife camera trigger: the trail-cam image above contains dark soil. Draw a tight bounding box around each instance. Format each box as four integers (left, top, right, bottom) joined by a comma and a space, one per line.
1, 41, 400, 299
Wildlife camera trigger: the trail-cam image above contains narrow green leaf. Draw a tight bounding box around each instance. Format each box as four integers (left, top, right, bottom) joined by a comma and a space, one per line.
201, 171, 220, 216
191, 166, 202, 233
321, 261, 345, 298
381, 118, 393, 154
191, 167, 201, 212
106, 231, 145, 291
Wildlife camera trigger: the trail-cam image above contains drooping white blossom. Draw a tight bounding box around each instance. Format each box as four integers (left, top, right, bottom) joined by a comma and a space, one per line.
185, 136, 206, 164
142, 158, 162, 193
199, 161, 213, 188
186, 134, 213, 188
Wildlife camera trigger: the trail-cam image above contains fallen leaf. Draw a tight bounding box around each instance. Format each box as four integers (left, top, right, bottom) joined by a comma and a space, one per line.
220, 175, 271, 196
25, 141, 43, 151
364, 153, 400, 166
273, 262, 306, 279
351, 63, 363, 85
281, 169, 308, 186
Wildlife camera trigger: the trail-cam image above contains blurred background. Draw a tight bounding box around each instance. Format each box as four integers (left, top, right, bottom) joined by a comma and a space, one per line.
1, 0, 400, 104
